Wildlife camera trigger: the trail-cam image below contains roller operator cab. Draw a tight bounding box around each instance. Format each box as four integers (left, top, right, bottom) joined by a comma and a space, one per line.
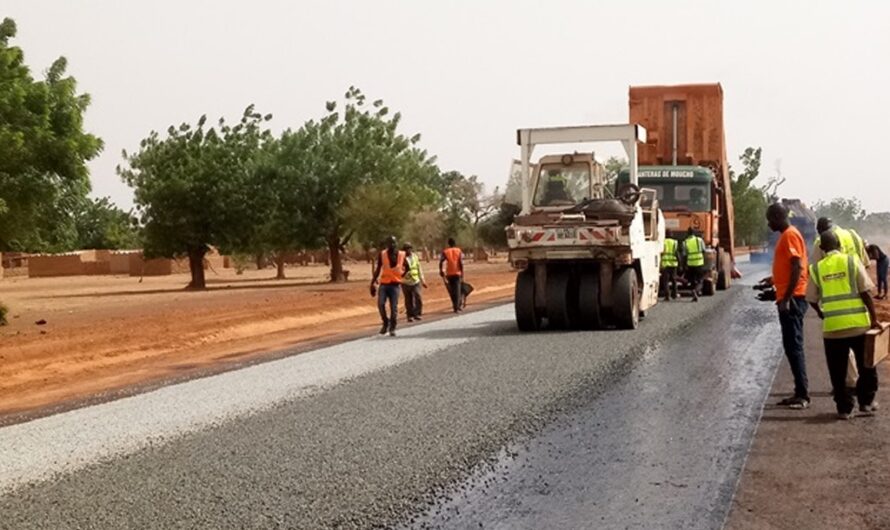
616, 165, 732, 295
506, 124, 665, 332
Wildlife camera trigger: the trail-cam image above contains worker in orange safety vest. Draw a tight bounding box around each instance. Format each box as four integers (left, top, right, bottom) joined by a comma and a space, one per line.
439, 238, 465, 313
370, 235, 408, 336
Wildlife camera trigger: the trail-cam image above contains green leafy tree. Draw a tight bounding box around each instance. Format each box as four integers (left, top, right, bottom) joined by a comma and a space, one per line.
813, 197, 866, 231
73, 197, 141, 250
730, 147, 769, 246
297, 87, 439, 282
118, 107, 272, 289
0, 17, 102, 251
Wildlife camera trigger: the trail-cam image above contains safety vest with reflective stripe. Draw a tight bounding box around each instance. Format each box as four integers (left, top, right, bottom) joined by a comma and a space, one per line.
810, 251, 871, 333
443, 247, 462, 276
380, 250, 405, 284
404, 253, 422, 285
816, 226, 864, 262
661, 238, 679, 269
684, 236, 705, 267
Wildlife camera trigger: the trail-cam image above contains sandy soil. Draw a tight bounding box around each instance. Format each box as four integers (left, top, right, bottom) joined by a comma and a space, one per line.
726, 271, 890, 529
0, 261, 516, 420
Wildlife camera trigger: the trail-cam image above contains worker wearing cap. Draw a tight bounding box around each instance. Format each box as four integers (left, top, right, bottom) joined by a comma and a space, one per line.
401, 242, 427, 322
812, 217, 868, 267
439, 238, 464, 313
660, 237, 680, 301
682, 228, 706, 302
807, 229, 880, 420
370, 235, 408, 336
813, 217, 870, 390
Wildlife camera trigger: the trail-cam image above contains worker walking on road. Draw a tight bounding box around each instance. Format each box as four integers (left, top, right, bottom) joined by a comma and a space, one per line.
682, 228, 706, 302
402, 242, 427, 322
439, 238, 464, 313
765, 203, 811, 409
370, 236, 407, 337
807, 230, 880, 420
867, 244, 888, 299
661, 237, 679, 301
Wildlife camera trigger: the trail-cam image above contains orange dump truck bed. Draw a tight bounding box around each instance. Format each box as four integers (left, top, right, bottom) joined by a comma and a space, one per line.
628, 83, 734, 255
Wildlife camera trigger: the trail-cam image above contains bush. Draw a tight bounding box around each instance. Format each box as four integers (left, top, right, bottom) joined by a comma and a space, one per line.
0, 302, 8, 326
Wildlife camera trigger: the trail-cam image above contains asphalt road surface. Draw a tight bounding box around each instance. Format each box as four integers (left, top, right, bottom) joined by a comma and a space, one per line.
0, 264, 780, 529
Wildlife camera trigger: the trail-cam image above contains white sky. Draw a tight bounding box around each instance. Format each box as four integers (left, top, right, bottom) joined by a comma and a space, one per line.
5, 1, 890, 212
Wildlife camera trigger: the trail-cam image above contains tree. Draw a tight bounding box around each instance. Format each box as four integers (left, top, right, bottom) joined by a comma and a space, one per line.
603, 156, 626, 197
73, 197, 141, 250
813, 197, 866, 231
0, 17, 103, 251
405, 209, 445, 260
118, 106, 272, 289
730, 147, 770, 246
297, 87, 439, 282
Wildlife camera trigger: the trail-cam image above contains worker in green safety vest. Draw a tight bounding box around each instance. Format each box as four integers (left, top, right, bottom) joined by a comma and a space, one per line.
660, 237, 679, 301
812, 217, 868, 267
401, 242, 427, 322
682, 228, 706, 302
806, 229, 880, 420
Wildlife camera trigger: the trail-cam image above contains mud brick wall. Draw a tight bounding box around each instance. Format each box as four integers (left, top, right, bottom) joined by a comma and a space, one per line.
28, 255, 85, 277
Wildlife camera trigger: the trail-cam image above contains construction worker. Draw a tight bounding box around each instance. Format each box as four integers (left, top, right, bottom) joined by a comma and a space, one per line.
867, 244, 888, 299
813, 217, 869, 389
370, 235, 407, 336
439, 238, 464, 313
660, 237, 680, 301
765, 203, 810, 409
806, 229, 880, 420
812, 217, 868, 267
682, 227, 706, 302
401, 242, 427, 322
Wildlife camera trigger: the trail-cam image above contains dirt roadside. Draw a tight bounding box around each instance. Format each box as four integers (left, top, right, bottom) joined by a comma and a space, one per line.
725, 275, 890, 529
0, 262, 516, 421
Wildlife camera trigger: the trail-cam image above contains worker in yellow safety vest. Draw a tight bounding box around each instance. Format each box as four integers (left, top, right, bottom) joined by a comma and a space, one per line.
370, 235, 408, 336
806, 229, 880, 420
682, 228, 706, 302
812, 217, 868, 267
660, 237, 680, 301
401, 242, 428, 322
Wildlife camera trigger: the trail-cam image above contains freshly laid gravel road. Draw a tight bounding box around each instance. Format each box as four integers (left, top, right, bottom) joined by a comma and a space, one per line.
0, 268, 777, 529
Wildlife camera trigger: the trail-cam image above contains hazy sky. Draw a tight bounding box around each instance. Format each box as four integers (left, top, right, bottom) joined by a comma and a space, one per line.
6, 1, 890, 212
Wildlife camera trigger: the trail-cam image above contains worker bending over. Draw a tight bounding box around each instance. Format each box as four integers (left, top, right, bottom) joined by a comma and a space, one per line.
807, 230, 880, 420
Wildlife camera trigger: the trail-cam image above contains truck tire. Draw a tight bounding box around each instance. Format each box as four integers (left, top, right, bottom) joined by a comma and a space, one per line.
515, 269, 540, 331
546, 269, 575, 330
578, 272, 602, 330
613, 268, 640, 330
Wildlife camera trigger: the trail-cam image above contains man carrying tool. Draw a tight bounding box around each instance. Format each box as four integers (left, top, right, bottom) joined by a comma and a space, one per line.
402, 242, 427, 322
370, 236, 407, 337
682, 228, 706, 302
807, 229, 880, 420
439, 238, 464, 313
764, 203, 811, 409
661, 236, 680, 301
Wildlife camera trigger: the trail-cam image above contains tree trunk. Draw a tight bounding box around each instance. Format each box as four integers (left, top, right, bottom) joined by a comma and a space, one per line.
275, 253, 286, 280
328, 234, 347, 283
255, 252, 265, 270
187, 247, 207, 289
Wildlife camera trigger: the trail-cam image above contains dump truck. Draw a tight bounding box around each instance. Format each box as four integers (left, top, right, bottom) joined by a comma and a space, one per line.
617, 83, 735, 295
505, 124, 665, 331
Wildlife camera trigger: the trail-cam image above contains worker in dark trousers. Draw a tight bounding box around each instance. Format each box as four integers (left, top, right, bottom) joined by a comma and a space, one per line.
402, 242, 427, 321
765, 203, 811, 409
807, 229, 880, 419
439, 238, 464, 313
660, 237, 679, 301
867, 244, 889, 299
682, 228, 706, 301
370, 236, 407, 336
